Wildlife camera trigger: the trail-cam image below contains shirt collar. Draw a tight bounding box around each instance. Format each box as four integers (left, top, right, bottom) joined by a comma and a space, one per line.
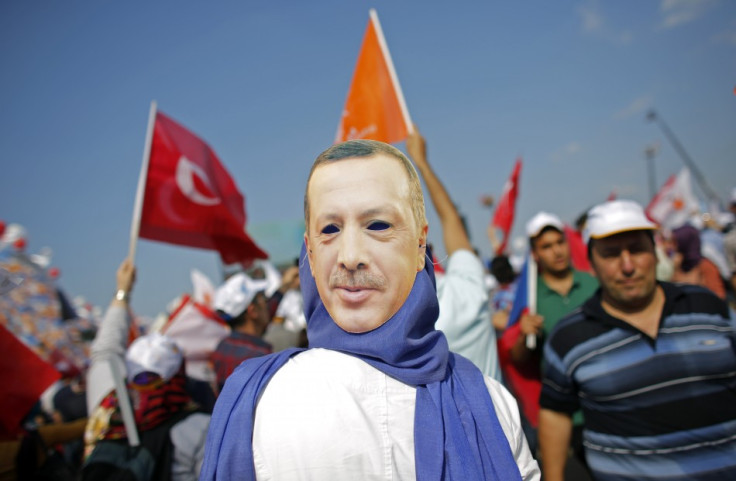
582, 281, 684, 333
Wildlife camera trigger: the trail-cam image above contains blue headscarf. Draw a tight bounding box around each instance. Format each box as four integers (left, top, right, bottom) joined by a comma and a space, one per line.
200, 244, 522, 480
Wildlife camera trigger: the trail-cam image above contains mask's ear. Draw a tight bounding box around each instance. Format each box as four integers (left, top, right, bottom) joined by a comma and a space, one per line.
304, 232, 315, 278
417, 224, 429, 271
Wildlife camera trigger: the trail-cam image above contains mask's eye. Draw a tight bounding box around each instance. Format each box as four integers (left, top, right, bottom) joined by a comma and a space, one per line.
367, 221, 390, 231
321, 224, 339, 235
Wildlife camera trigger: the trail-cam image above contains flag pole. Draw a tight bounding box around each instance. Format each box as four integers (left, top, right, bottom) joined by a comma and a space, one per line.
646, 110, 721, 206
369, 9, 414, 134
108, 358, 140, 447
526, 257, 538, 349
128, 100, 158, 262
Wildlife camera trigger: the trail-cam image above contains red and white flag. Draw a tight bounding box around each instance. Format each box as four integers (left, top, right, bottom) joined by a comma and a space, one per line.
491, 159, 522, 255
0, 325, 60, 436
161, 295, 229, 382
646, 168, 699, 229
136, 110, 267, 266
335, 9, 412, 144
563, 225, 592, 273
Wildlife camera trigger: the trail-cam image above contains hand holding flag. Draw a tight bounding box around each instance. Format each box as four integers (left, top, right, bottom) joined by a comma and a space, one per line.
506, 256, 541, 350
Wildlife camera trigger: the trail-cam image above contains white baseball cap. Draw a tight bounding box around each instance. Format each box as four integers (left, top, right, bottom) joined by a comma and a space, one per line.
125, 333, 183, 383
583, 200, 657, 245
526, 212, 564, 238
213, 272, 267, 319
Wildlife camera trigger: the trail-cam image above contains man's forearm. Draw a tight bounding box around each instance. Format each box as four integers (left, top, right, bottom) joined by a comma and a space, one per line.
90, 304, 131, 360
538, 408, 573, 481
414, 163, 471, 254
407, 128, 471, 255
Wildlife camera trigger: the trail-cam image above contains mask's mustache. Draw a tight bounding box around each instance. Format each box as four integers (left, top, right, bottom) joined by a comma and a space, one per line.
329, 271, 386, 290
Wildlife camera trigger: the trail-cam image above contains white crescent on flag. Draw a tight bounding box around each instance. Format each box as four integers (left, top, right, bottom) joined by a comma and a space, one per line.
176, 156, 221, 206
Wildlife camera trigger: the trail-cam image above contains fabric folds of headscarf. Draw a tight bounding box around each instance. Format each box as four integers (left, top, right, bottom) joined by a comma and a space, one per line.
200, 243, 522, 480
672, 224, 702, 272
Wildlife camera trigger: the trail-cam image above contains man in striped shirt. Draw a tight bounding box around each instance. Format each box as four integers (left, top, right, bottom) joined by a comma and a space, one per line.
539, 200, 736, 480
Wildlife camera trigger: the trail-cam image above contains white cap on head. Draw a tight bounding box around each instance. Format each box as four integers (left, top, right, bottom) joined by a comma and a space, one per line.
583, 200, 657, 245
213, 272, 267, 320
526, 212, 564, 238
125, 333, 183, 383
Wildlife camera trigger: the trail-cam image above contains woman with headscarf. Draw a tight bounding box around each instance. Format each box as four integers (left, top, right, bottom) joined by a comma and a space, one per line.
671, 224, 726, 299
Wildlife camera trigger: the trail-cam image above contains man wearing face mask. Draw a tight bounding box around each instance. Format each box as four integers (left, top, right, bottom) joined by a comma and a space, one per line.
200, 139, 539, 480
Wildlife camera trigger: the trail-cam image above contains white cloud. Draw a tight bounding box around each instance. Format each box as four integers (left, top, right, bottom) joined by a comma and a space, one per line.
551, 141, 583, 163
659, 0, 716, 29
578, 4, 603, 33
565, 142, 582, 155
576, 1, 634, 45
614, 95, 653, 120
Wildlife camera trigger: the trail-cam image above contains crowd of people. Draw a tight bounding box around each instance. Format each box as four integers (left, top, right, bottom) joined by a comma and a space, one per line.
1, 130, 735, 480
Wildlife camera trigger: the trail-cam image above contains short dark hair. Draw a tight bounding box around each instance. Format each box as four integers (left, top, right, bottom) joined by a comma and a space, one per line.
529, 225, 564, 250
587, 230, 656, 262
490, 255, 516, 284
217, 309, 246, 329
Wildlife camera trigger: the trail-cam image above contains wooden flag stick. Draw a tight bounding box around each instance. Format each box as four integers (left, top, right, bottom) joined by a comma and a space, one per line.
526, 257, 538, 350
369, 9, 413, 135
128, 100, 158, 262
108, 358, 140, 447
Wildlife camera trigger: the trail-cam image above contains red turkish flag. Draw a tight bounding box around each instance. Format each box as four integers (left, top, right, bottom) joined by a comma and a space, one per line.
563, 225, 592, 273
491, 159, 522, 255
139, 112, 267, 265
0, 325, 60, 436
335, 9, 411, 144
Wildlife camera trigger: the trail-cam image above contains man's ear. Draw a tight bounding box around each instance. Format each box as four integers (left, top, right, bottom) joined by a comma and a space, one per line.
417, 224, 429, 271
245, 302, 257, 319
304, 232, 315, 278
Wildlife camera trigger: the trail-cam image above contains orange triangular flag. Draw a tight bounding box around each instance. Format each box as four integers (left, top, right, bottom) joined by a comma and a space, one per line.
335, 9, 411, 144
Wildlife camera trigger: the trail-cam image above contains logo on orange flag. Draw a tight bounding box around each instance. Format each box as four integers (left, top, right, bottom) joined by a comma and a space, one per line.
335, 9, 412, 144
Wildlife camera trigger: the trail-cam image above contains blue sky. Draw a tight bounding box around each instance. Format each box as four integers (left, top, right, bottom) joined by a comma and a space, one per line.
2, 0, 735, 317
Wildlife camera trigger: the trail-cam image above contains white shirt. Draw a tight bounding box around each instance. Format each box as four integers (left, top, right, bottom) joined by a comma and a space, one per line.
436, 250, 501, 382
275, 289, 307, 333
253, 349, 540, 480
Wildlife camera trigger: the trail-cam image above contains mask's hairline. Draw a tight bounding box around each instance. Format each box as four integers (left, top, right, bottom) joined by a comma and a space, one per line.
304, 140, 427, 238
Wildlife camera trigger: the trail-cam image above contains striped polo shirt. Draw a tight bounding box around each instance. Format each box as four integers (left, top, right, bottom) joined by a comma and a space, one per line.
541, 282, 736, 480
